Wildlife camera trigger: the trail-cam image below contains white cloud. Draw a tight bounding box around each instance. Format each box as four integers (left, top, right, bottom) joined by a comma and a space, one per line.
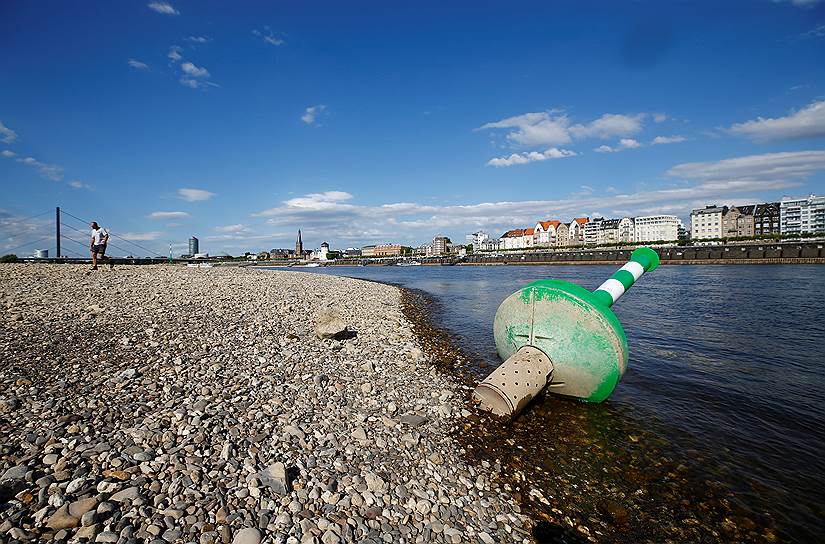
120, 231, 163, 241
128, 59, 149, 70
594, 138, 641, 153
653, 113, 668, 123
181, 62, 209, 78
168, 46, 182, 62
478, 110, 645, 164
177, 188, 216, 202
149, 211, 190, 220
302, 105, 327, 125
147, 2, 179, 15
69, 179, 92, 190
666, 150, 825, 183
652, 135, 687, 145
188, 36, 211, 44
798, 24, 825, 39
214, 224, 247, 233
480, 111, 572, 146
487, 147, 576, 167
0, 121, 17, 144
569, 114, 644, 139
1, 150, 15, 157
729, 100, 825, 142
16, 156, 63, 181
253, 27, 285, 46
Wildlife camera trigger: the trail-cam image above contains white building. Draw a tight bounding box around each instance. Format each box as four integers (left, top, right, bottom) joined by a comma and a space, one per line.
780, 194, 825, 235
465, 231, 490, 248
478, 238, 500, 252
500, 229, 527, 250
635, 215, 679, 242
618, 217, 635, 243
568, 218, 588, 246
534, 221, 561, 246
584, 218, 603, 245
319, 242, 329, 260
690, 205, 727, 239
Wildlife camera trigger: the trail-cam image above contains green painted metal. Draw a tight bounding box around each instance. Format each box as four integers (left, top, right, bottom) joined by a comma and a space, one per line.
490, 247, 658, 403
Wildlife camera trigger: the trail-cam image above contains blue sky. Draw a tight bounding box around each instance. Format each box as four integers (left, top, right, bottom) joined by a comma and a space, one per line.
1, 0, 824, 257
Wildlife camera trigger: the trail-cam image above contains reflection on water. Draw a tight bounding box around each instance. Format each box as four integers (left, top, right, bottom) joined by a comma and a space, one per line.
267, 264, 825, 543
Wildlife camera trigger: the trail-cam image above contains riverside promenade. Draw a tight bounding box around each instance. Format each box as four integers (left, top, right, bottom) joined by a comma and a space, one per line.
0, 265, 529, 543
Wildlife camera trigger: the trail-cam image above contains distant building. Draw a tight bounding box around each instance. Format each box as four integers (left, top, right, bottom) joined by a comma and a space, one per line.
257, 251, 270, 261
568, 217, 589, 246
690, 205, 728, 239
722, 206, 755, 238
635, 215, 679, 242
780, 195, 825, 235
500, 229, 526, 250
362, 244, 403, 257
432, 235, 450, 256
521, 227, 535, 248
344, 247, 362, 257
600, 218, 620, 245
555, 222, 569, 246
478, 238, 500, 252
318, 242, 330, 260
466, 231, 489, 248
188, 236, 199, 256
584, 218, 603, 245
618, 217, 635, 243
294, 230, 303, 258
738, 203, 780, 237
534, 220, 561, 246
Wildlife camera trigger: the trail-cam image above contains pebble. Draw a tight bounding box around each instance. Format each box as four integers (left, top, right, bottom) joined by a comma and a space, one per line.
0, 265, 528, 544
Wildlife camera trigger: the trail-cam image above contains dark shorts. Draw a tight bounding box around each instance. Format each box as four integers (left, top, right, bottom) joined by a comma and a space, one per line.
92, 244, 106, 255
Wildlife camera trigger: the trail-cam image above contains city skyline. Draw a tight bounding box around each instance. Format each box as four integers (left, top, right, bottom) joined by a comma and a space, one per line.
2, 1, 825, 255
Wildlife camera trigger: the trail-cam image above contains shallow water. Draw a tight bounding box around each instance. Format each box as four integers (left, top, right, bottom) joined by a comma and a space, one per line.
266, 264, 825, 542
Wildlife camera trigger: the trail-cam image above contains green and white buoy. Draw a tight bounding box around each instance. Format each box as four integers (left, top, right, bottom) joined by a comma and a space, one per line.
473, 247, 660, 417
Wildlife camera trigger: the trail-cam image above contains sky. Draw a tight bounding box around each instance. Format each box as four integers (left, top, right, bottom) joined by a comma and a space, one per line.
1, 0, 825, 257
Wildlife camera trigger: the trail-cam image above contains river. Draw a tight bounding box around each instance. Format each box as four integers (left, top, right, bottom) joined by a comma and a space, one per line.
265, 264, 825, 543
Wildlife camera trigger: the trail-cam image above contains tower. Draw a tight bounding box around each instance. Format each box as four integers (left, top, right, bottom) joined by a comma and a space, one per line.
295, 229, 303, 258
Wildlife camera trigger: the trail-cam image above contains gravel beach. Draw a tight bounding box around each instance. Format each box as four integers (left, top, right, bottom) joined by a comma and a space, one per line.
0, 265, 530, 544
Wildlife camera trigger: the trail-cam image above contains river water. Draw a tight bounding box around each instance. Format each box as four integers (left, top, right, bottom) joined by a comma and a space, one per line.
266, 264, 825, 542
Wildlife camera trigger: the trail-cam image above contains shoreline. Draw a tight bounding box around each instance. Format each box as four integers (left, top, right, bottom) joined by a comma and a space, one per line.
0, 264, 531, 543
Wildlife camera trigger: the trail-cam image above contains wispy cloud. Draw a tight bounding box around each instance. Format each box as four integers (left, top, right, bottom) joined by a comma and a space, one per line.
479, 110, 646, 165
120, 231, 163, 241
487, 147, 576, 167
666, 150, 825, 182
128, 59, 149, 70
773, 0, 821, 8
69, 179, 92, 190
253, 27, 285, 46
302, 105, 327, 125
168, 46, 182, 63
652, 135, 687, 145
729, 100, 825, 142
1, 150, 16, 158
594, 138, 642, 153
147, 1, 179, 15
181, 62, 209, 78
16, 156, 63, 181
214, 224, 248, 233
797, 24, 825, 39
187, 36, 211, 44
653, 113, 668, 123
149, 211, 191, 220
0, 121, 18, 144
177, 188, 216, 202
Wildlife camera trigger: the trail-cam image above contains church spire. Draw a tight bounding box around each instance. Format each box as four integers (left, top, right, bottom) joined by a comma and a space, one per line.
295, 229, 303, 258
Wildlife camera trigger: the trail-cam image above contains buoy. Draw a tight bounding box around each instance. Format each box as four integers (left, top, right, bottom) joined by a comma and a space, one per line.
473, 247, 660, 417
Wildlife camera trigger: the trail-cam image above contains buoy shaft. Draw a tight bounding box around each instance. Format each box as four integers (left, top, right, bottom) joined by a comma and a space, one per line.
593, 247, 659, 307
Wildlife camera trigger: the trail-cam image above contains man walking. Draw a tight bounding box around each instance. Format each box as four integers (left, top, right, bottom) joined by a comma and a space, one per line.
89, 221, 113, 270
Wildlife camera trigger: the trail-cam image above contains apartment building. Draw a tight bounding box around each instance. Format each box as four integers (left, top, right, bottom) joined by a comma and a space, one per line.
780, 195, 825, 234
690, 205, 728, 239
635, 215, 679, 242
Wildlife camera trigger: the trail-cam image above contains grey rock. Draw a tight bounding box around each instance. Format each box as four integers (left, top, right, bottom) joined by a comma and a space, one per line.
314, 309, 348, 339
259, 462, 290, 495
95, 531, 119, 543
110, 486, 141, 502
232, 527, 262, 544
0, 465, 28, 482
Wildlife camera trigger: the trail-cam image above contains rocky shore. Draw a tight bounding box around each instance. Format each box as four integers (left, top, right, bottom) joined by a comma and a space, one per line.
0, 265, 530, 544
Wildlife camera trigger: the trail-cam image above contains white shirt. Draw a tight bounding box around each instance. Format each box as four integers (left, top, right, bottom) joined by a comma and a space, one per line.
91, 227, 108, 245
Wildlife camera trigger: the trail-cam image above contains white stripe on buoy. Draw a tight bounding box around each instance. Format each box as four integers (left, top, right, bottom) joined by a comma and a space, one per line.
596, 278, 625, 303
620, 261, 645, 281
